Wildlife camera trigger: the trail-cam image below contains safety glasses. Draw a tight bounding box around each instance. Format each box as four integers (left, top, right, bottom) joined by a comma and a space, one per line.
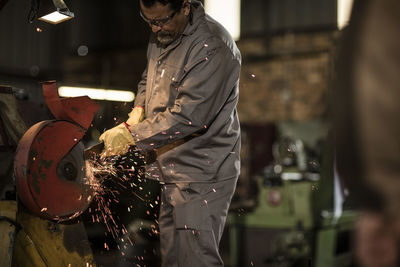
140, 7, 181, 27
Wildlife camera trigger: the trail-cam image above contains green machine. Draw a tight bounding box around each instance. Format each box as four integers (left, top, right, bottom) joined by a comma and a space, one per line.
227, 121, 357, 267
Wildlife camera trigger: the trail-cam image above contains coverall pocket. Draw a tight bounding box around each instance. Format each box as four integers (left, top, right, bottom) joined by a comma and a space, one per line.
174, 199, 220, 264
174, 199, 211, 231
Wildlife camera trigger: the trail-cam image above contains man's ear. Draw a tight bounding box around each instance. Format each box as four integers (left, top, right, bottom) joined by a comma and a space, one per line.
182, 0, 190, 16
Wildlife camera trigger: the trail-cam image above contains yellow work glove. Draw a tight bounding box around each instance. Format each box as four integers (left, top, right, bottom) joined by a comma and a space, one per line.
99, 106, 144, 157
99, 123, 135, 157
126, 106, 145, 125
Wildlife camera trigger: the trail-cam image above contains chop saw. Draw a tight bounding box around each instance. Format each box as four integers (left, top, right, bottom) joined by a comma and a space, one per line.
14, 81, 99, 221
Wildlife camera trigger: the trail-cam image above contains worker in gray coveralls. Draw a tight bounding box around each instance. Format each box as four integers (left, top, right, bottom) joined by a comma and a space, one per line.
99, 0, 241, 266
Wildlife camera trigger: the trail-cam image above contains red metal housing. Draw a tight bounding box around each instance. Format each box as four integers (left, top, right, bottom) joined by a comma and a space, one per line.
14, 81, 99, 221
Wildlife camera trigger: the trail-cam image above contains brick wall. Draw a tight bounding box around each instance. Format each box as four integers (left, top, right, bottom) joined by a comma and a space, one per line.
237, 31, 339, 123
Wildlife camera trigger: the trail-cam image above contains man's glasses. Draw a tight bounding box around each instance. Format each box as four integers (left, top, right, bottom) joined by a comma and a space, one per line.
140, 8, 180, 27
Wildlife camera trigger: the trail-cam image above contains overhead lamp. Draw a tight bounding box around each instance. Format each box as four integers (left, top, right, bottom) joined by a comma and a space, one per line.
38, 0, 74, 24
58, 86, 135, 102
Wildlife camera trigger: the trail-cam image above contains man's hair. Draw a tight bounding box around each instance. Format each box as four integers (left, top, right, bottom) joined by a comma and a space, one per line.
140, 0, 185, 11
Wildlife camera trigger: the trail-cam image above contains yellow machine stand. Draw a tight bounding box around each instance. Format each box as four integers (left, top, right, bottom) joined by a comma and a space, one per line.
0, 201, 17, 267
0, 200, 96, 267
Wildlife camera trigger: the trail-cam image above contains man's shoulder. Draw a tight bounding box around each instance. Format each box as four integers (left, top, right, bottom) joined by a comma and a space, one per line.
190, 17, 240, 59
196, 16, 230, 43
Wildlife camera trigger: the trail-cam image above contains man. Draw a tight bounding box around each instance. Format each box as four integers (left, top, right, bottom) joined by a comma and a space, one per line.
99, 0, 241, 266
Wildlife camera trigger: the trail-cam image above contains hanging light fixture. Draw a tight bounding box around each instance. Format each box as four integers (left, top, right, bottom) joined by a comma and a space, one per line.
28, 0, 74, 24
39, 0, 74, 24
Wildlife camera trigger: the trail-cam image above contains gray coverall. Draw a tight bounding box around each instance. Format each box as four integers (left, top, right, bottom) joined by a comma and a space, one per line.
129, 1, 241, 266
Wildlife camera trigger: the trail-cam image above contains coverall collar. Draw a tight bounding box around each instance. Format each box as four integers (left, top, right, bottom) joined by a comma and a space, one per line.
181, 0, 204, 36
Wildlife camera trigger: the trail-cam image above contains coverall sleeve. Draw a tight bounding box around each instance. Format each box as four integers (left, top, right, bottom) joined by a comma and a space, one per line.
134, 40, 152, 108
134, 67, 147, 107
130, 38, 241, 152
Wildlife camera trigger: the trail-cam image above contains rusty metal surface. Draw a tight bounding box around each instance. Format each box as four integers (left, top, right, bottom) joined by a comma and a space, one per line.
42, 81, 98, 129
14, 120, 93, 219
14, 81, 99, 221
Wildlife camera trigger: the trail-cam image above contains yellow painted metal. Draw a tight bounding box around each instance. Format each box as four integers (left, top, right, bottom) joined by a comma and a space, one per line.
12, 229, 47, 267
12, 206, 96, 267
0, 201, 17, 267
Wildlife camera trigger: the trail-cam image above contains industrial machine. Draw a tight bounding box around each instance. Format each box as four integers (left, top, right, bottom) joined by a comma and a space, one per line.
1, 82, 98, 266
227, 124, 357, 267
14, 81, 99, 221
1, 81, 161, 267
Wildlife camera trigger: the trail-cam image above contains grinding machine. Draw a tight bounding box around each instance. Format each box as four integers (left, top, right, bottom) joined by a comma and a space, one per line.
0, 81, 99, 266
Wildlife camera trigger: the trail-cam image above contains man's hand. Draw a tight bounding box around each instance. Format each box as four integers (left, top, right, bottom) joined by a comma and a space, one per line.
99, 106, 144, 157
99, 123, 135, 157
127, 106, 144, 125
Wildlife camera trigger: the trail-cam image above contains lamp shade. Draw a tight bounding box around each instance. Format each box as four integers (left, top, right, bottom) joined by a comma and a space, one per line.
38, 0, 74, 24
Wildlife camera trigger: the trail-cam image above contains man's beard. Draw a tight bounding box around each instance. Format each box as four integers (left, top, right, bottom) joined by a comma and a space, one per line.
157, 31, 175, 46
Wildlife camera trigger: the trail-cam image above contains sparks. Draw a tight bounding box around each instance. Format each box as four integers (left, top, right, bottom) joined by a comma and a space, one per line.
82, 147, 158, 253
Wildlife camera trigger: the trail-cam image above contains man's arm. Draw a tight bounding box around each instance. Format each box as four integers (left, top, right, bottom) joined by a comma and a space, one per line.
134, 39, 152, 108
134, 67, 147, 108
130, 38, 240, 152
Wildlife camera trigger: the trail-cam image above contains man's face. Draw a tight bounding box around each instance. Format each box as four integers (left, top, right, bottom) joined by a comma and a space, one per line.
139, 0, 190, 46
